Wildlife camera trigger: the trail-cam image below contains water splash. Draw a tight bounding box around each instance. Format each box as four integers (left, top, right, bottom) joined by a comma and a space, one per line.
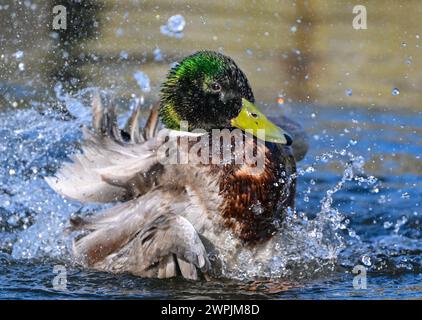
160, 14, 186, 38
13, 50, 24, 60
391, 87, 400, 96
216, 140, 385, 280
133, 71, 151, 93
0, 93, 370, 279
153, 47, 164, 62
1, 89, 419, 284
0, 86, 102, 260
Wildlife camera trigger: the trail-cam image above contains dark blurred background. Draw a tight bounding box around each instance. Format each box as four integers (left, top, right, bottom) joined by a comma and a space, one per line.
1, 0, 421, 109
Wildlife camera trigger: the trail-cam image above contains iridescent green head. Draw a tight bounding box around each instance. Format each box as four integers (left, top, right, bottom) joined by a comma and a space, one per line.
160, 51, 254, 131
159, 51, 292, 145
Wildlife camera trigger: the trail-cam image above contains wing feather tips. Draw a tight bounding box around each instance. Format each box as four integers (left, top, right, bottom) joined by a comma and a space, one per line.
158, 255, 177, 279
91, 90, 104, 132
45, 162, 127, 203
177, 258, 198, 280
70, 197, 211, 280
164, 215, 211, 280
124, 100, 143, 144
47, 93, 213, 280
45, 97, 164, 203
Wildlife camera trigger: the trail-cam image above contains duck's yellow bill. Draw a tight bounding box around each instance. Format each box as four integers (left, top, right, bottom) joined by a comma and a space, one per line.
230, 98, 292, 145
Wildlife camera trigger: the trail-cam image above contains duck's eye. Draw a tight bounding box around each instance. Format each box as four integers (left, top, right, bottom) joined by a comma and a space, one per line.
210, 82, 221, 92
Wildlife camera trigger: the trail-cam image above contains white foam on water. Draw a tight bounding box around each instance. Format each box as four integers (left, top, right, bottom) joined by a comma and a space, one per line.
215, 147, 380, 280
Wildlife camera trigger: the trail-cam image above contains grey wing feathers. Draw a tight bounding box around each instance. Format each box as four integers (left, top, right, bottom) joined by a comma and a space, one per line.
46, 93, 164, 203
70, 190, 210, 280
47, 92, 210, 280
46, 92, 203, 203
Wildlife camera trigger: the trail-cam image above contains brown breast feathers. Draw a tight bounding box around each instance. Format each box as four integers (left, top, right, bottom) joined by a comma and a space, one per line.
196, 132, 297, 243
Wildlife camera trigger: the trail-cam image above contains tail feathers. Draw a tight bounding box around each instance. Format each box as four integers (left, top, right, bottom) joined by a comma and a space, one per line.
92, 90, 160, 144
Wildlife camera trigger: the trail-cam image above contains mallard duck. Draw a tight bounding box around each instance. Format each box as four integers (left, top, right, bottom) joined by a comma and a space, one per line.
46, 51, 308, 280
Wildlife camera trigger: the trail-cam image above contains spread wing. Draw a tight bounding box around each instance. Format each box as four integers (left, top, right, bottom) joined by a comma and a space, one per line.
46, 92, 202, 203
69, 190, 210, 280
47, 92, 210, 280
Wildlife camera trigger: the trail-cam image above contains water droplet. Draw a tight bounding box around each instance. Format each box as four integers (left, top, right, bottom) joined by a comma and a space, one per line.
115, 28, 124, 37
383, 221, 393, 229
49, 31, 59, 40
13, 50, 24, 60
391, 88, 400, 96
18, 62, 25, 71
345, 88, 353, 96
367, 176, 377, 185
290, 25, 297, 33
250, 202, 264, 216
401, 42, 407, 48
405, 56, 412, 65
311, 113, 316, 118
348, 230, 357, 238
167, 14, 186, 33
245, 48, 253, 56
401, 192, 410, 199
133, 71, 151, 92
119, 50, 128, 60
361, 255, 372, 266
160, 14, 185, 38
153, 47, 163, 62
305, 166, 315, 173
277, 95, 285, 106
394, 216, 408, 234
9, 168, 16, 175
349, 139, 358, 146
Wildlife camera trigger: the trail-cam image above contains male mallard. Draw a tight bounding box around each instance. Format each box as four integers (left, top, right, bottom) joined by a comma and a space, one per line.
46, 51, 308, 280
